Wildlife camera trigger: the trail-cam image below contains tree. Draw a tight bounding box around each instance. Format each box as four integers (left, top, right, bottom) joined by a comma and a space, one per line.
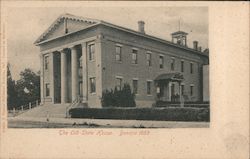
15, 68, 40, 107
120, 83, 136, 107
101, 83, 136, 107
7, 63, 18, 110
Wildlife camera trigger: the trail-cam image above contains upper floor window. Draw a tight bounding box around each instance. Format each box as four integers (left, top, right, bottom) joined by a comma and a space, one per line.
159, 56, 164, 69
132, 49, 138, 64
115, 46, 122, 61
90, 77, 96, 93
146, 53, 152, 66
181, 60, 184, 72
116, 77, 123, 90
44, 56, 49, 70
190, 63, 193, 74
88, 44, 95, 61
132, 79, 138, 94
171, 58, 175, 71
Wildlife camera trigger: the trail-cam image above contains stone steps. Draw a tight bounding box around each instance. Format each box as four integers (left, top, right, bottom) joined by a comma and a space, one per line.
18, 103, 71, 118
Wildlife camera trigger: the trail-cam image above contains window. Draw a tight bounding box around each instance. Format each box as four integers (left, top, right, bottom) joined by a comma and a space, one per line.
115, 46, 122, 61
132, 49, 138, 64
132, 79, 138, 94
90, 77, 96, 93
181, 84, 185, 95
171, 84, 175, 96
190, 85, 194, 96
79, 56, 83, 68
44, 56, 49, 70
116, 77, 123, 90
147, 81, 152, 95
88, 44, 95, 61
181, 60, 184, 72
45, 83, 50, 97
171, 58, 175, 71
146, 53, 152, 66
190, 63, 193, 74
159, 56, 164, 69
79, 81, 83, 96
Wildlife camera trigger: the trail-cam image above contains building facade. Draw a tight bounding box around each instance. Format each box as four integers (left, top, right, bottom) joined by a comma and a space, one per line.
35, 13, 209, 107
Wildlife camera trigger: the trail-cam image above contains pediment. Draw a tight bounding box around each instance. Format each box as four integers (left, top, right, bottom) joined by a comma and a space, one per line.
35, 14, 100, 45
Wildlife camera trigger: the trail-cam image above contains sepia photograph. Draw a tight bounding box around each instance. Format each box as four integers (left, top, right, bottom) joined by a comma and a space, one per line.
6, 6, 209, 128
0, 1, 249, 159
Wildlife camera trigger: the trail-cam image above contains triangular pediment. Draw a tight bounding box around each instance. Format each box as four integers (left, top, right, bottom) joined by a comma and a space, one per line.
35, 13, 100, 45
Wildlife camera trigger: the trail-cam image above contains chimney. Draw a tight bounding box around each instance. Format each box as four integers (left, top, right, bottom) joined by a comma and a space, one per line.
198, 46, 202, 52
138, 21, 145, 34
193, 41, 198, 50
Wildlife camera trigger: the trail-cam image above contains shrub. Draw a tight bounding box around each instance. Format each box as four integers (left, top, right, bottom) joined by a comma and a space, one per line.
69, 107, 210, 122
101, 83, 136, 107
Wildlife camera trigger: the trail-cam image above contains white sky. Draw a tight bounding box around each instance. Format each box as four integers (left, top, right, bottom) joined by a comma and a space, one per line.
6, 5, 208, 80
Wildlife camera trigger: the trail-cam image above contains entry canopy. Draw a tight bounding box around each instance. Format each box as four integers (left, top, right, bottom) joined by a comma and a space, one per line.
154, 72, 184, 82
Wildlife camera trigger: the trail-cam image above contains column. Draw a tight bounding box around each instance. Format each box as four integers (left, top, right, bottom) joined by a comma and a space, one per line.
49, 52, 54, 103
95, 35, 103, 107
168, 82, 171, 101
60, 49, 67, 103
71, 46, 79, 102
40, 54, 44, 105
178, 82, 181, 102
179, 82, 184, 107
81, 43, 88, 101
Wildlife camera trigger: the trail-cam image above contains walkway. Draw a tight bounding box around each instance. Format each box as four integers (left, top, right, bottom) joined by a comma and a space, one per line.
8, 116, 209, 128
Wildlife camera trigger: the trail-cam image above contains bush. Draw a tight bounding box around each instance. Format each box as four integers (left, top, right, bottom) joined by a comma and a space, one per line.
101, 83, 136, 107
69, 107, 210, 122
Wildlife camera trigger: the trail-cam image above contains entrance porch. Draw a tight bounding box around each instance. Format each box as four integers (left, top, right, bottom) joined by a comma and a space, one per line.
154, 72, 184, 102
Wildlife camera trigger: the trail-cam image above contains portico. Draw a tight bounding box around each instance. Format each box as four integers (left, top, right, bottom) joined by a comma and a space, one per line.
40, 43, 88, 105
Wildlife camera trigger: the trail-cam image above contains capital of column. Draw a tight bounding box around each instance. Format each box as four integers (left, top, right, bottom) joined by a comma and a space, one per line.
69, 45, 77, 50
80, 42, 86, 47
58, 48, 66, 53
39, 53, 43, 58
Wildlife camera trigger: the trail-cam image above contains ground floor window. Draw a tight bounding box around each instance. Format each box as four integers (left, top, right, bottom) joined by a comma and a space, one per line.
90, 77, 96, 93
147, 81, 152, 95
132, 79, 138, 94
79, 81, 83, 96
181, 84, 185, 95
171, 83, 175, 96
190, 85, 194, 96
116, 77, 123, 90
45, 83, 50, 97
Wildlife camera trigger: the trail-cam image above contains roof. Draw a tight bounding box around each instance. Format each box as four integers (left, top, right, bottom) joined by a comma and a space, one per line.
155, 72, 184, 82
171, 31, 188, 36
35, 13, 208, 58
34, 13, 101, 44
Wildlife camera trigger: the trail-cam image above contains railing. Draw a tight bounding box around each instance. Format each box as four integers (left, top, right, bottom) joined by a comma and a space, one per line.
65, 96, 82, 118
9, 100, 41, 117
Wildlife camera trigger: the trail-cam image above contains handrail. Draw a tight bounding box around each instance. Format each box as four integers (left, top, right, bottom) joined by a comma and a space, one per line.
65, 96, 81, 118
9, 99, 41, 116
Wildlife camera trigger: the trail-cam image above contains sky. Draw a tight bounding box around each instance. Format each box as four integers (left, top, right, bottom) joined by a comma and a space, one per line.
6, 5, 208, 80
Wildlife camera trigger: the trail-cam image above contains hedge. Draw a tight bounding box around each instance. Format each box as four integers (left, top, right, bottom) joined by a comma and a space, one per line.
155, 101, 210, 108
69, 107, 210, 122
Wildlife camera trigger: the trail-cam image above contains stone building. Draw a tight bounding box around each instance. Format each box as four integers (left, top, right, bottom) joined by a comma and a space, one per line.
34, 13, 209, 107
